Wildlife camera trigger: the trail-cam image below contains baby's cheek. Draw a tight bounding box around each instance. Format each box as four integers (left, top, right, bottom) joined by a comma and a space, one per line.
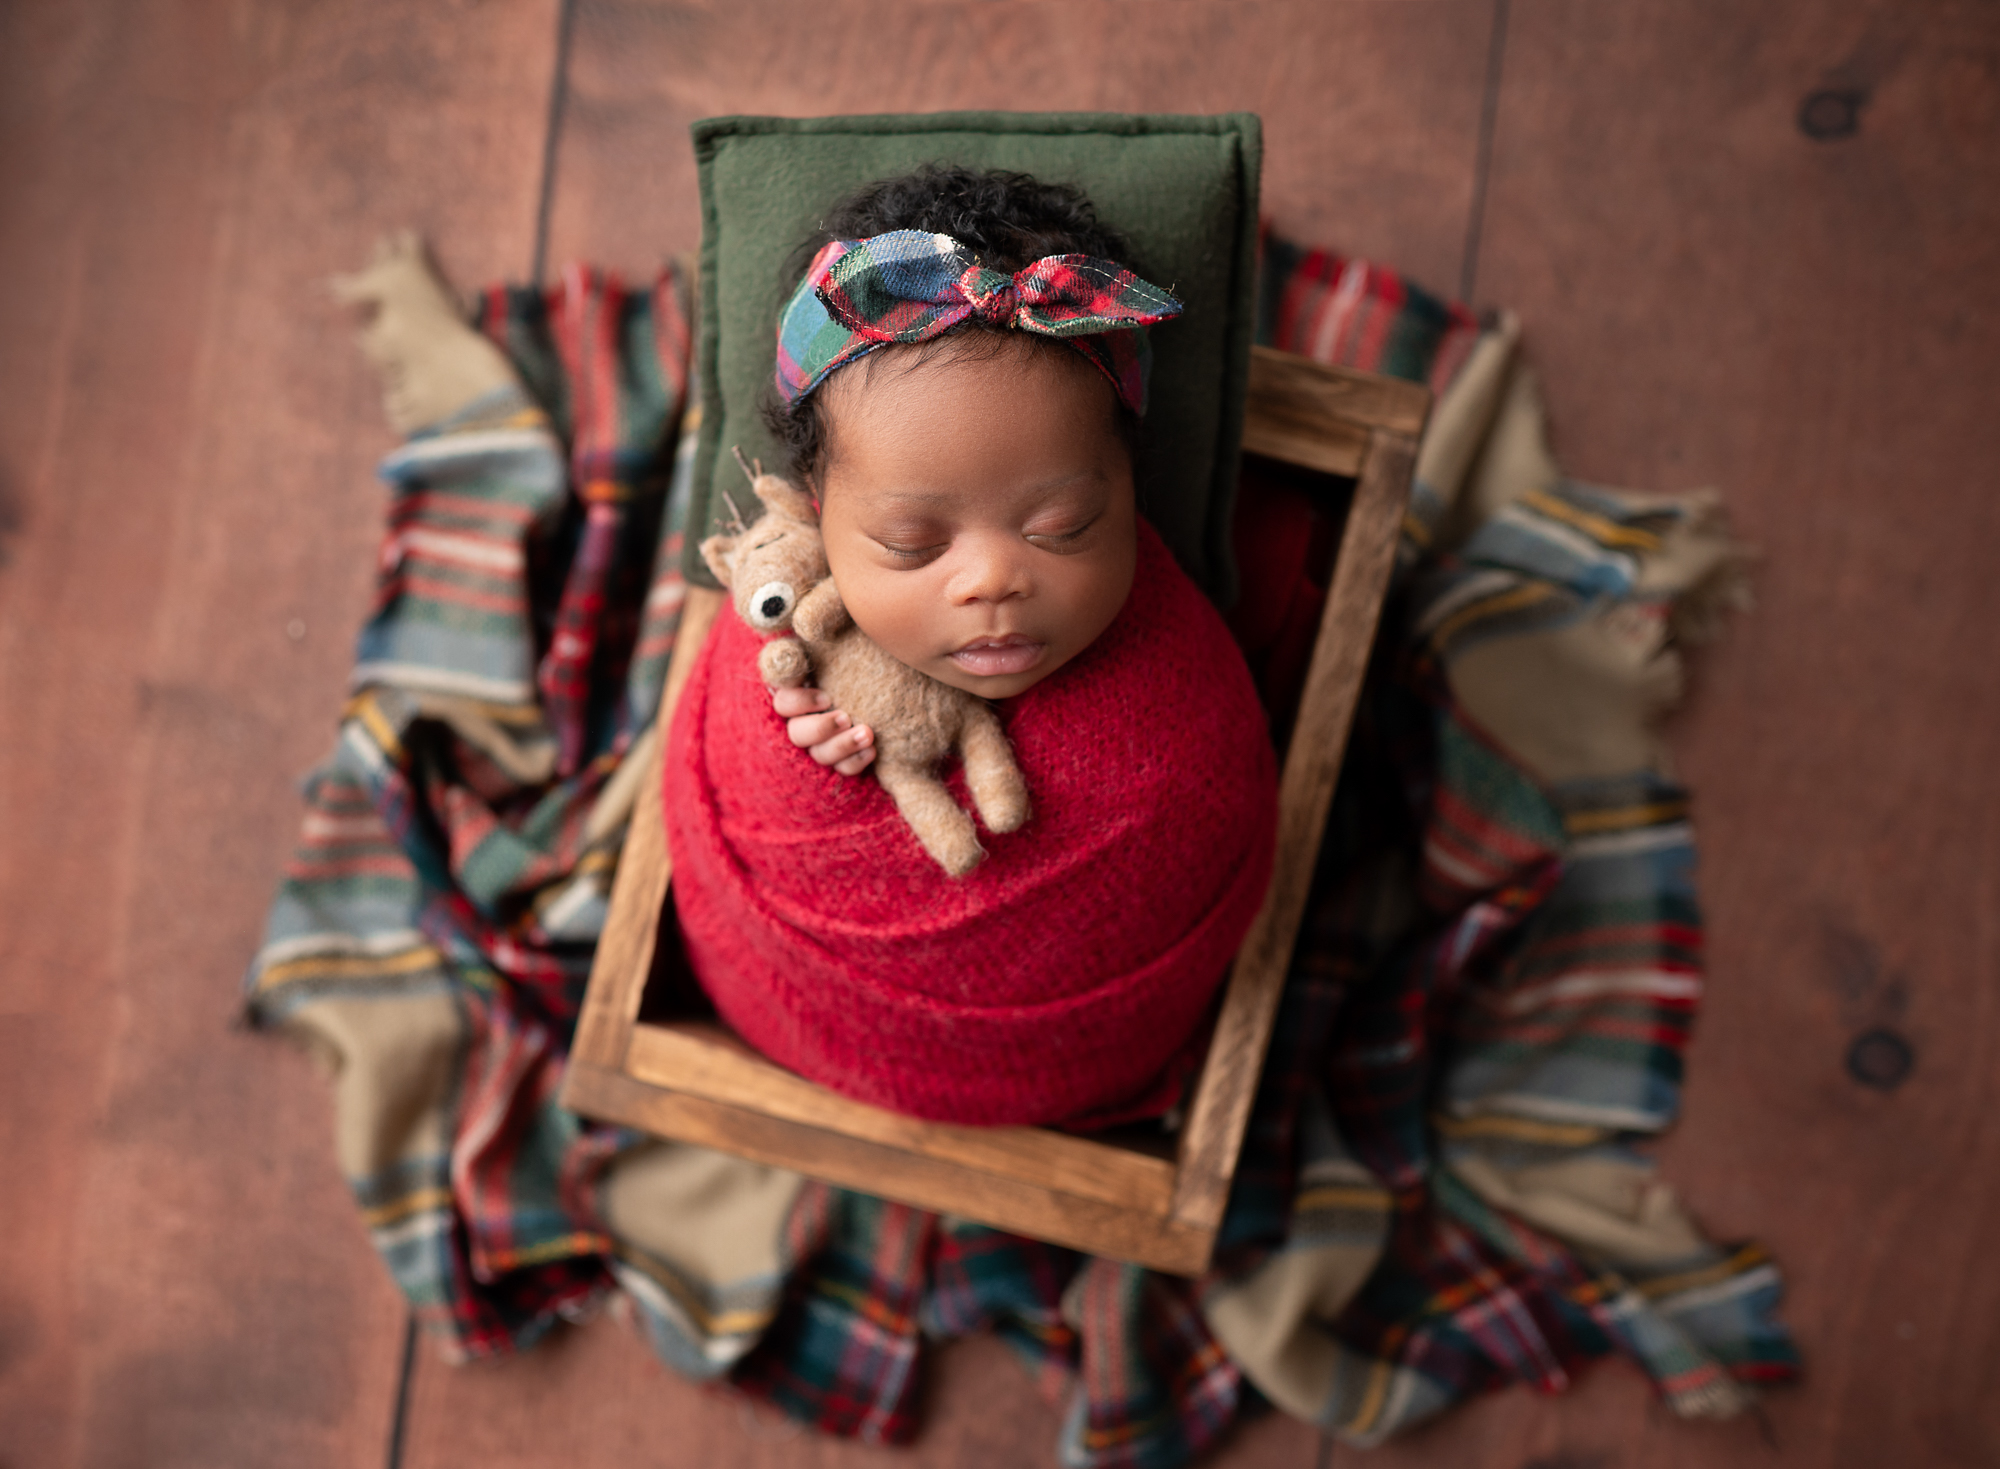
834, 571, 945, 667
1053, 549, 1137, 650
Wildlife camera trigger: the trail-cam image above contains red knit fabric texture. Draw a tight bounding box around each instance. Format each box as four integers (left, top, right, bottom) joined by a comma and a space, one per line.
663, 520, 1279, 1126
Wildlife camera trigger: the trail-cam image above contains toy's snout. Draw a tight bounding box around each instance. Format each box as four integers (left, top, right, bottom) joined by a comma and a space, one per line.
747, 581, 797, 630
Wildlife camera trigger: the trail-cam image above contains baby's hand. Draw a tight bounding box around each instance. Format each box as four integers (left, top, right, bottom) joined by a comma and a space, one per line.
772, 686, 875, 775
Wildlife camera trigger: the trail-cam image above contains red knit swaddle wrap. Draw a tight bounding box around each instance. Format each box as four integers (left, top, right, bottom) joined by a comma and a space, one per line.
663, 521, 1279, 1126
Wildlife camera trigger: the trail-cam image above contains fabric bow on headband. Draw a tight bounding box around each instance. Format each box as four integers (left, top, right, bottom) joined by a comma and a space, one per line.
775, 230, 1183, 415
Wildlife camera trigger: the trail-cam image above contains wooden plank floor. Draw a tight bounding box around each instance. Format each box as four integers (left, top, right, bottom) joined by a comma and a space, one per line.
0, 1, 560, 1464
1, 1, 1994, 1465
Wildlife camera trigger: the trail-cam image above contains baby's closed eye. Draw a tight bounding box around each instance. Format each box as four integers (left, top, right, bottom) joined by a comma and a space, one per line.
1024, 510, 1103, 551
863, 515, 951, 564
873, 537, 949, 564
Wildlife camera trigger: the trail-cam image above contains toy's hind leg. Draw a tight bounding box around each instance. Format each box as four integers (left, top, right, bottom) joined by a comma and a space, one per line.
875, 762, 984, 877
960, 704, 1030, 835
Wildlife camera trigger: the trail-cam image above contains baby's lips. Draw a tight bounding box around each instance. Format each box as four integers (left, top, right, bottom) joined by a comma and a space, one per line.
948, 637, 1047, 677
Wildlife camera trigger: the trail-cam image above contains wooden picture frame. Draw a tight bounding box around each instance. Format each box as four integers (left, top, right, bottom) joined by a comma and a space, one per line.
561, 347, 1428, 1275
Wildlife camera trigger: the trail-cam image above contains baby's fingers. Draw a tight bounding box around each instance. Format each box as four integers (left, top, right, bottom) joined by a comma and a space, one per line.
809, 723, 873, 772
832, 745, 876, 776
786, 709, 849, 748
773, 686, 832, 718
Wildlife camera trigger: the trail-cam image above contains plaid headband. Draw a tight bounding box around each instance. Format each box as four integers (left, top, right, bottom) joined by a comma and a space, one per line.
774, 229, 1183, 415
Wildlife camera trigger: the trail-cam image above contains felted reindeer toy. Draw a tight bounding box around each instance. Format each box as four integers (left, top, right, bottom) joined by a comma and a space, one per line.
699, 466, 1031, 877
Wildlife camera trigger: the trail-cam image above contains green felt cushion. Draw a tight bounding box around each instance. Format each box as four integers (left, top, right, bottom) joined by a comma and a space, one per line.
687, 111, 1262, 602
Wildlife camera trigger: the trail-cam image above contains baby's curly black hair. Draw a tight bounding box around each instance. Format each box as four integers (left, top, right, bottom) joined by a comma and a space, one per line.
761, 165, 1144, 487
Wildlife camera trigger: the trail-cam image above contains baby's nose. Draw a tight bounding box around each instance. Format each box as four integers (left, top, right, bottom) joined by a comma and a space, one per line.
949, 543, 1030, 604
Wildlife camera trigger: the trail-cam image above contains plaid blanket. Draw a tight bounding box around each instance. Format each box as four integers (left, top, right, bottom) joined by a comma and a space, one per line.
246, 236, 1796, 1462
248, 264, 693, 1356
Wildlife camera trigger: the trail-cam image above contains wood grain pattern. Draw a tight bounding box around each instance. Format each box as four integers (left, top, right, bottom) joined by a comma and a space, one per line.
1170, 428, 1419, 1233
568, 585, 722, 1070
396, 1309, 1321, 1469
625, 1022, 1178, 1211
551, 0, 1495, 295
403, 1323, 1071, 1469
0, 0, 561, 1464
1241, 346, 1434, 476
567, 1063, 1215, 1273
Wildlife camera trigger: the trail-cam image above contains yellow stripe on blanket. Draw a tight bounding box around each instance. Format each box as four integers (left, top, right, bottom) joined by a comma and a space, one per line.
489, 1232, 614, 1270
1432, 1111, 1611, 1147
612, 1245, 782, 1336
255, 943, 445, 992
1564, 800, 1690, 836
344, 690, 406, 764
1633, 1243, 1773, 1301
1347, 1341, 1406, 1437
1518, 488, 1663, 551
363, 1187, 455, 1228
823, 1278, 917, 1336
1294, 1184, 1394, 1213
1427, 580, 1561, 650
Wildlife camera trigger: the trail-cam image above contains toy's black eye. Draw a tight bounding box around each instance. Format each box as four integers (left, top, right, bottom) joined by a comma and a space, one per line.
747, 580, 796, 629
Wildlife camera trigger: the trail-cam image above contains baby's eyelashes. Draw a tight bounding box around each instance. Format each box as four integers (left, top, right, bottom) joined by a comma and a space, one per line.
871, 518, 1099, 564
873, 539, 948, 565
1023, 510, 1103, 552
1024, 530, 1087, 553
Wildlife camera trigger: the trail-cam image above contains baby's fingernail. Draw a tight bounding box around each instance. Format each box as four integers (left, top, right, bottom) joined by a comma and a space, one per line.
855, 726, 871, 745
814, 692, 832, 708
834, 713, 850, 729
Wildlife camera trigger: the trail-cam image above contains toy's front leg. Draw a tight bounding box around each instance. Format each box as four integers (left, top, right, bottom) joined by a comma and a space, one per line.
757, 637, 811, 689
875, 763, 985, 877
959, 704, 1030, 835
791, 579, 852, 645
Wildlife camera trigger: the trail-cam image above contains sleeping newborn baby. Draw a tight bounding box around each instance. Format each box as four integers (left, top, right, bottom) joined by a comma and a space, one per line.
663, 166, 1279, 1128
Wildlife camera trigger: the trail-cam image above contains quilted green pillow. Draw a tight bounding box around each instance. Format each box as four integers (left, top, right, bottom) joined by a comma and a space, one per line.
687, 111, 1262, 603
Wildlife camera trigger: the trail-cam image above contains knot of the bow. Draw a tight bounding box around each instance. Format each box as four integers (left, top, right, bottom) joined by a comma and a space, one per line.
957, 264, 1022, 327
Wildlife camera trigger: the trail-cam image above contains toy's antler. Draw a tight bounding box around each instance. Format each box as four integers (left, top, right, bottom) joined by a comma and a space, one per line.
719, 446, 768, 533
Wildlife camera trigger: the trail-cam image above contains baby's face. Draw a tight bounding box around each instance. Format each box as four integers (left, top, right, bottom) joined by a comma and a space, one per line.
816, 338, 1138, 699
